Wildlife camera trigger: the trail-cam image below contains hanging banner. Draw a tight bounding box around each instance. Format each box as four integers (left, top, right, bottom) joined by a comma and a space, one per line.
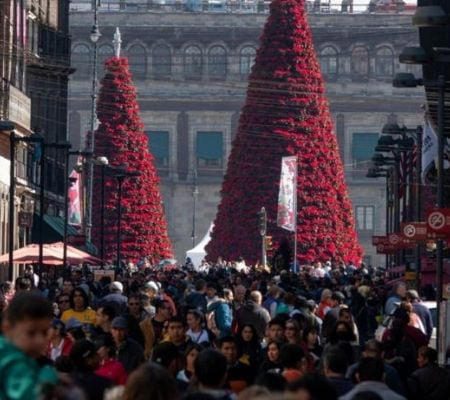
277, 156, 297, 232
68, 168, 82, 226
422, 118, 438, 183
401, 222, 428, 241
427, 208, 450, 234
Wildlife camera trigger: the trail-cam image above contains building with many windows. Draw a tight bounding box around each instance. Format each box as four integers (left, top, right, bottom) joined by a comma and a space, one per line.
68, 1, 424, 266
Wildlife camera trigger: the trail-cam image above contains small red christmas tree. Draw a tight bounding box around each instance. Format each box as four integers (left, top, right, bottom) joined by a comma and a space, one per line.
206, 0, 362, 265
92, 57, 172, 263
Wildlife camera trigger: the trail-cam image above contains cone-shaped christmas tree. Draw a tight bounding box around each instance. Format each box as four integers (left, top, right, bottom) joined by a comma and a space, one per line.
206, 0, 362, 265
92, 56, 172, 263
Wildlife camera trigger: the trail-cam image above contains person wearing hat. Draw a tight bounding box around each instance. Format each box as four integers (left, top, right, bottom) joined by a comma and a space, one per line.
111, 316, 145, 374
70, 339, 112, 400
98, 281, 128, 315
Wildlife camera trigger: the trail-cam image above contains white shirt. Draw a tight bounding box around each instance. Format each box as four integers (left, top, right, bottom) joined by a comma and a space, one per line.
186, 328, 210, 344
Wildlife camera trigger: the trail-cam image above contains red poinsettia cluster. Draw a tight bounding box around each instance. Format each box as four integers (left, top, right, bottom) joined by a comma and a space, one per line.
92, 57, 172, 263
206, 0, 363, 265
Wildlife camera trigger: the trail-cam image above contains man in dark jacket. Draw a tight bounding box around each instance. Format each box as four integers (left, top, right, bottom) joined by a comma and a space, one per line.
234, 290, 270, 339
407, 346, 450, 400
323, 347, 353, 396
110, 316, 145, 373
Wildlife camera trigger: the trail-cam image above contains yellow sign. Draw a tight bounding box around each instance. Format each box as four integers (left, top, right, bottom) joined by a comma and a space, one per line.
405, 271, 417, 281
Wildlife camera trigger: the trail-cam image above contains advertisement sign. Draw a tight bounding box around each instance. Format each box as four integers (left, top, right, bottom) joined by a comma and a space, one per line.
277, 156, 297, 232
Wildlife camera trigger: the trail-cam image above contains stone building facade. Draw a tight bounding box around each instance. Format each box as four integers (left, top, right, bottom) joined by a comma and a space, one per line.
68, 2, 424, 266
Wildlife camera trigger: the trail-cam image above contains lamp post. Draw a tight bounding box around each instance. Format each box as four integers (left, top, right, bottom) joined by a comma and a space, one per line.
93, 156, 109, 266
191, 168, 198, 248
258, 207, 267, 267
85, 0, 101, 246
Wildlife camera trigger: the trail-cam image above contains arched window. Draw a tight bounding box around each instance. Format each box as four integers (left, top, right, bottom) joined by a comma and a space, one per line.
72, 44, 91, 77
184, 45, 203, 80
351, 46, 369, 78
97, 45, 114, 74
240, 46, 256, 76
319, 46, 338, 78
152, 44, 172, 79
375, 46, 394, 77
128, 45, 147, 78
208, 46, 227, 80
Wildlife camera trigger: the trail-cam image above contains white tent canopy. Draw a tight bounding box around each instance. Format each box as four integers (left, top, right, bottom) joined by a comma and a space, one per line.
186, 223, 213, 269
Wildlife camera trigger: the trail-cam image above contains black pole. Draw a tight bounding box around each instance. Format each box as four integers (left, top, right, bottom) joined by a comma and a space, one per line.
100, 165, 105, 266
63, 146, 70, 267
116, 176, 123, 270
436, 75, 445, 359
385, 171, 390, 270
39, 144, 46, 270
8, 133, 16, 281
415, 126, 423, 290
393, 161, 401, 265
191, 169, 198, 248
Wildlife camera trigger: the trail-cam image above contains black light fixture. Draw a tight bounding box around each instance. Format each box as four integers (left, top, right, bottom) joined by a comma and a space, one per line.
399, 46, 433, 65
412, 5, 448, 27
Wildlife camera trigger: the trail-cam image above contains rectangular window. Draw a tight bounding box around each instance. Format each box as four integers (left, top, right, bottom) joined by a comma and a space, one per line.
146, 131, 169, 168
352, 133, 379, 166
196, 131, 223, 168
355, 206, 374, 231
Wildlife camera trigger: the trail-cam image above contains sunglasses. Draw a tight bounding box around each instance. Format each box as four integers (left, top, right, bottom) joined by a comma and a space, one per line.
58, 300, 70, 304
129, 303, 140, 306
285, 326, 297, 331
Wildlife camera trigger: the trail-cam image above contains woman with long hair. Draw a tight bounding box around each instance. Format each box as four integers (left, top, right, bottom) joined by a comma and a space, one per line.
46, 319, 73, 361
236, 323, 262, 368
259, 340, 283, 374
61, 287, 96, 326
285, 319, 302, 345
176, 343, 203, 389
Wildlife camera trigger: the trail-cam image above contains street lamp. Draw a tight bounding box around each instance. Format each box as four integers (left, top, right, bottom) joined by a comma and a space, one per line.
105, 166, 140, 270
93, 156, 109, 265
85, 0, 101, 247
191, 169, 198, 248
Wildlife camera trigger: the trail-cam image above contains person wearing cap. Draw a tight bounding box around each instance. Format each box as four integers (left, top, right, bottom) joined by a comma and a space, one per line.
405, 290, 433, 341
98, 281, 128, 315
111, 316, 145, 374
69, 339, 112, 400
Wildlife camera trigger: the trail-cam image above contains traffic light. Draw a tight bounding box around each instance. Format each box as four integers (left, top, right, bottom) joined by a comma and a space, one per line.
265, 236, 273, 252
258, 207, 267, 236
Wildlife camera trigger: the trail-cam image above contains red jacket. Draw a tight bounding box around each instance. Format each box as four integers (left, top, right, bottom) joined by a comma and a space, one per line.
47, 338, 73, 361
96, 359, 128, 385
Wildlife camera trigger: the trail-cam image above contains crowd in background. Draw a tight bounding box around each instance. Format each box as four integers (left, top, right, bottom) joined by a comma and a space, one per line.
0, 258, 449, 400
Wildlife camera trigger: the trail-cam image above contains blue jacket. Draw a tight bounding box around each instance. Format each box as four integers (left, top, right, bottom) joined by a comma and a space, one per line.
208, 300, 232, 336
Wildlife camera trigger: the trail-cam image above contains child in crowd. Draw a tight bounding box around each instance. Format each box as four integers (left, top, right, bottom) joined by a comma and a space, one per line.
0, 291, 58, 399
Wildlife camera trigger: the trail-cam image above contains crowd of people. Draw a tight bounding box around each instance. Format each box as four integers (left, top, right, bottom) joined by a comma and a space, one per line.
0, 259, 449, 400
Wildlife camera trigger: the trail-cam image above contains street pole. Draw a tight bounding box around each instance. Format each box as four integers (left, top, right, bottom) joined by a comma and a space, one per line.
393, 161, 400, 265
436, 75, 445, 360
116, 175, 124, 270
415, 125, 423, 290
100, 164, 105, 266
63, 145, 70, 267
85, 1, 100, 246
385, 170, 391, 269
191, 169, 198, 248
38, 144, 46, 270
8, 132, 15, 281
259, 207, 267, 267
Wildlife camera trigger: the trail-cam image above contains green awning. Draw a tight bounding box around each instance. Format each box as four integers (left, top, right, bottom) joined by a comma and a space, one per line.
31, 214, 79, 243
196, 131, 223, 160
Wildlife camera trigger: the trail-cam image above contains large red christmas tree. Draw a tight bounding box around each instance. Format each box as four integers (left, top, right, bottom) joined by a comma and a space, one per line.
206, 0, 362, 265
92, 56, 172, 263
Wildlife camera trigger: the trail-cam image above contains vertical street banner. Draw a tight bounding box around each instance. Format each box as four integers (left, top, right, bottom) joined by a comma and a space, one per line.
277, 156, 298, 232
422, 118, 438, 183
68, 168, 82, 226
